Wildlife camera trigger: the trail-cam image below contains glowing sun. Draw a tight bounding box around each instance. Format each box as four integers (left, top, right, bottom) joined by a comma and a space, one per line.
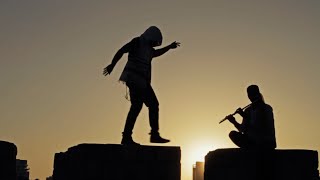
188, 143, 215, 163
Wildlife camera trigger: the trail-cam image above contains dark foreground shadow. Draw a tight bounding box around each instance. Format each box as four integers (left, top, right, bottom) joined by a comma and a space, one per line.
53, 143, 181, 180
205, 148, 319, 180
0, 141, 17, 180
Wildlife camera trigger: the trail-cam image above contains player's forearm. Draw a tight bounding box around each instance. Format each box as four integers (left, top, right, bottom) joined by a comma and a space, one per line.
233, 122, 243, 132
153, 45, 171, 57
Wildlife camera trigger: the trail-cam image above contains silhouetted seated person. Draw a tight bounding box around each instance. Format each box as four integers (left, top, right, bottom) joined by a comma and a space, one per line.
225, 85, 277, 149
103, 26, 180, 145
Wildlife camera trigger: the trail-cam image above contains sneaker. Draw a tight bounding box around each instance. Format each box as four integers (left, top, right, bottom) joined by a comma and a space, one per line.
150, 132, 170, 143
121, 136, 140, 146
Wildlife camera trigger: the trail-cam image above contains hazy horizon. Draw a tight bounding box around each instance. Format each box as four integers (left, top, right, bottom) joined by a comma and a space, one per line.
1, 0, 319, 179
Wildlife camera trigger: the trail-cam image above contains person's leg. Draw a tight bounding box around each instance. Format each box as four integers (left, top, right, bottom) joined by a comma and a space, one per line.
121, 84, 143, 145
143, 84, 170, 143
144, 85, 159, 133
123, 101, 143, 137
229, 131, 250, 148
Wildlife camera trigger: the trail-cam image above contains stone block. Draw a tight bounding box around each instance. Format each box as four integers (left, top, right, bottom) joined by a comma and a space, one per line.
205, 148, 319, 180
53, 144, 181, 180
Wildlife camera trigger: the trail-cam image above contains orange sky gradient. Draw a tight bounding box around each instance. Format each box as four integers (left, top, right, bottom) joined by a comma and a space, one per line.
1, 1, 319, 179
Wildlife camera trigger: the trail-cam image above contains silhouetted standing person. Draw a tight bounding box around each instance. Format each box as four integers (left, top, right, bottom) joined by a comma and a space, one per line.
103, 26, 180, 145
226, 85, 277, 149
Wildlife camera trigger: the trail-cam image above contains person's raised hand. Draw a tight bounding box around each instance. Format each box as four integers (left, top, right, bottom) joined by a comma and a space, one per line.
169, 41, 181, 49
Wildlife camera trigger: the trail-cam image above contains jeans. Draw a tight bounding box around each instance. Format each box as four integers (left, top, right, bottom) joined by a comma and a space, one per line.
123, 83, 159, 136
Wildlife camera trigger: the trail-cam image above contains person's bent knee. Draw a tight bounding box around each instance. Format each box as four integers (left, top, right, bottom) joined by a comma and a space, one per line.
229, 130, 239, 139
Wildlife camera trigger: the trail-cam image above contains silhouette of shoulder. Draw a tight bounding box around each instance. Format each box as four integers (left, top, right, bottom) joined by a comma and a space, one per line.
264, 103, 273, 112
128, 37, 140, 53
242, 103, 273, 115
119, 37, 140, 53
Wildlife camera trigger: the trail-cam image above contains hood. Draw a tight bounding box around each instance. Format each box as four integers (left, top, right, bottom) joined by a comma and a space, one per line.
140, 26, 162, 46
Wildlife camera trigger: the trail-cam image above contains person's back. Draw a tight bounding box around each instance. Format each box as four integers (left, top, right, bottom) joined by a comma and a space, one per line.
243, 103, 276, 149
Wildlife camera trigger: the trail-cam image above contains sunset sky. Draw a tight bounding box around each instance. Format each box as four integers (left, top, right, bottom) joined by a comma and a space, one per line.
1, 1, 319, 179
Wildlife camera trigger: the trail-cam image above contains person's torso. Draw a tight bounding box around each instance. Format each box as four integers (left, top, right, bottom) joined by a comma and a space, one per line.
120, 37, 154, 87
244, 103, 276, 147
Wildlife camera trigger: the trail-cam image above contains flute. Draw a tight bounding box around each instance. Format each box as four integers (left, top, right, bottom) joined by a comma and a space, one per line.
219, 101, 257, 124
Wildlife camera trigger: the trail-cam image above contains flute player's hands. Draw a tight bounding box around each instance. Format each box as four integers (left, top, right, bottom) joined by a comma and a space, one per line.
226, 115, 236, 124
235, 108, 245, 117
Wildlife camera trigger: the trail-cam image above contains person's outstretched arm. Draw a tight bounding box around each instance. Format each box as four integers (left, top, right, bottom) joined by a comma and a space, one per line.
103, 40, 134, 76
153, 41, 180, 58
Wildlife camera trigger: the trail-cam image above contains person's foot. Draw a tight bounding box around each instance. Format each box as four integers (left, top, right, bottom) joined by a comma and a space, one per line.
150, 132, 170, 143
121, 135, 140, 145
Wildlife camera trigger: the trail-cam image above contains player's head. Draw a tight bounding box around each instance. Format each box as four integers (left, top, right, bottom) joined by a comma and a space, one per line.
247, 85, 264, 103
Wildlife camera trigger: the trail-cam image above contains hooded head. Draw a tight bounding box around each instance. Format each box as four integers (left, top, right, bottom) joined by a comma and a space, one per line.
140, 26, 163, 47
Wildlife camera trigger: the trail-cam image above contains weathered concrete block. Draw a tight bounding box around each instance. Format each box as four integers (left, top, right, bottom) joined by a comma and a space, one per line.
205, 148, 319, 180
0, 140, 17, 180
53, 144, 181, 180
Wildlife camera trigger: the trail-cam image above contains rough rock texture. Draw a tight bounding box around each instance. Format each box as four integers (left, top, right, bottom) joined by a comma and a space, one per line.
53, 144, 181, 180
0, 140, 17, 180
205, 148, 319, 180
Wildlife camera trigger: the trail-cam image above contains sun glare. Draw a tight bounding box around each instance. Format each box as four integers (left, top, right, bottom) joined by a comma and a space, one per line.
188, 143, 215, 163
